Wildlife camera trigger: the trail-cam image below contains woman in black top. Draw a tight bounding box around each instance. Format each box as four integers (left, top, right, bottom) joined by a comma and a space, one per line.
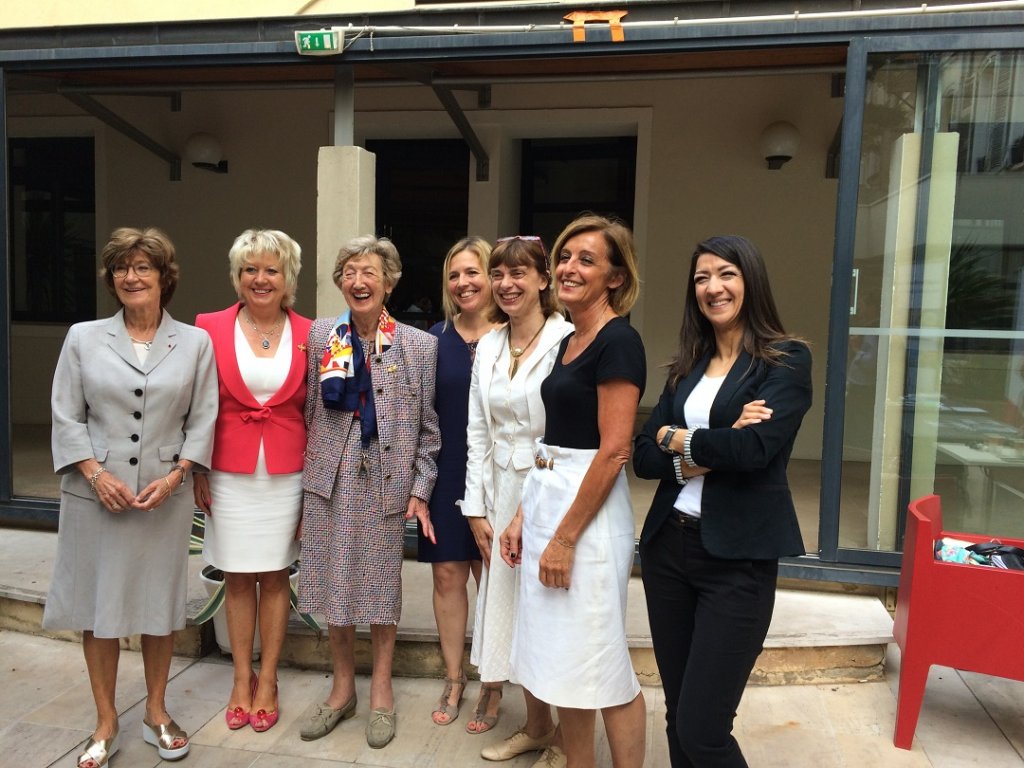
634, 235, 812, 767
501, 214, 647, 768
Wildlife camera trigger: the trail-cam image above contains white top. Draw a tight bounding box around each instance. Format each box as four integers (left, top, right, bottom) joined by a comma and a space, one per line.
235, 318, 291, 405
673, 373, 726, 518
131, 341, 150, 365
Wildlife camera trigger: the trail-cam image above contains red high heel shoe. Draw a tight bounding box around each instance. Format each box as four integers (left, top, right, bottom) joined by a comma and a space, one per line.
250, 679, 280, 733
225, 670, 257, 730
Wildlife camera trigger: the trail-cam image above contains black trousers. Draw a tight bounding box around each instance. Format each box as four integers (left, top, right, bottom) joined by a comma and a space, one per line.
640, 516, 778, 768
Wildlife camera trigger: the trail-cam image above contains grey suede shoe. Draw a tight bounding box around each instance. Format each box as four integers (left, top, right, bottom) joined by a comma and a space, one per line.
299, 695, 357, 741
366, 707, 397, 748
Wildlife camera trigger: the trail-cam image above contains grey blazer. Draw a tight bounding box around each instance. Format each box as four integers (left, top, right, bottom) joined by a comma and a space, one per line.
302, 318, 441, 512
51, 309, 219, 500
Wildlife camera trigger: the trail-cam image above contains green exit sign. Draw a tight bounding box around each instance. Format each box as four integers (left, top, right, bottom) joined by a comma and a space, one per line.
295, 30, 341, 55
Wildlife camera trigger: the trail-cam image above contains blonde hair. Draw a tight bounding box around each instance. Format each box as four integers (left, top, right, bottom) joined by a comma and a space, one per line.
227, 229, 302, 308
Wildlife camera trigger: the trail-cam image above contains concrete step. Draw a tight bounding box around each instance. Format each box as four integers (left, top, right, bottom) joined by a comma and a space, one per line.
0, 528, 894, 685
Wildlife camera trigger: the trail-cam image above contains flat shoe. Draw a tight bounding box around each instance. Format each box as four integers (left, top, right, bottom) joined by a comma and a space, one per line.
77, 730, 119, 768
142, 717, 190, 761
481, 725, 556, 761
466, 683, 502, 734
299, 695, 357, 741
366, 707, 396, 748
532, 745, 568, 768
431, 673, 467, 726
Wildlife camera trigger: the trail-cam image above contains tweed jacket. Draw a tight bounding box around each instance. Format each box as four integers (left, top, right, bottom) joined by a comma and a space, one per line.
460, 313, 573, 519
195, 303, 313, 474
51, 309, 219, 500
302, 317, 440, 512
634, 340, 812, 560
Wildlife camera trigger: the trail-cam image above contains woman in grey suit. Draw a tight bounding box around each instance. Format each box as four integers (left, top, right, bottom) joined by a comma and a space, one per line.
44, 227, 218, 768
298, 235, 440, 750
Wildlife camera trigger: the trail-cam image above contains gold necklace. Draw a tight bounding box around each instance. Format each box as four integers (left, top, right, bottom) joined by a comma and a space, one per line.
507, 321, 544, 379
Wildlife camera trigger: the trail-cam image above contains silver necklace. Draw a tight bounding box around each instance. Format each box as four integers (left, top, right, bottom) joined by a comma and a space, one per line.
243, 309, 283, 350
128, 335, 154, 351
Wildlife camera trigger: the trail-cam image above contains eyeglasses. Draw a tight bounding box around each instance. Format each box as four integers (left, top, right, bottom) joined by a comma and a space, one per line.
496, 235, 547, 257
112, 262, 155, 279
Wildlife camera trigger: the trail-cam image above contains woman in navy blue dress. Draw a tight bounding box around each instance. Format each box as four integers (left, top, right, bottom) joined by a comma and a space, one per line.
420, 236, 501, 726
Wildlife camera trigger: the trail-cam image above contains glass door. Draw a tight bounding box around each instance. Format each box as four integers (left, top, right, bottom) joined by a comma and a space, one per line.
825, 38, 1024, 566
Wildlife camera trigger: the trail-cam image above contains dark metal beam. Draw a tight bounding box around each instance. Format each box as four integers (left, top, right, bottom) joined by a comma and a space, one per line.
431, 84, 489, 181
0, 67, 11, 505
61, 91, 182, 181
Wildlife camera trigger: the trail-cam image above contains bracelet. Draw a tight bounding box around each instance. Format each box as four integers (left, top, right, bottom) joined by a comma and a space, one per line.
673, 454, 688, 486
89, 466, 107, 493
553, 533, 576, 550
683, 427, 700, 468
170, 463, 187, 487
659, 425, 679, 454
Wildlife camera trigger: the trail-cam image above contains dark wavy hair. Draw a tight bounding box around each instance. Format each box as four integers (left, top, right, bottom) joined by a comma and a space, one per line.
486, 236, 560, 324
666, 234, 806, 390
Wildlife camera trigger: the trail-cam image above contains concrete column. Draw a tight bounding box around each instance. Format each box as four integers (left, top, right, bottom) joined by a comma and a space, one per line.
316, 146, 375, 317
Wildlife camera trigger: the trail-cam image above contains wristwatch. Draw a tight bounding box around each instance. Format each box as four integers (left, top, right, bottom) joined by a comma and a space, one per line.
659, 425, 679, 454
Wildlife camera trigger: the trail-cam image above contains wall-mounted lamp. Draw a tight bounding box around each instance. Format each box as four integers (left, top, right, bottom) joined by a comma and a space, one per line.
183, 132, 228, 173
758, 121, 800, 170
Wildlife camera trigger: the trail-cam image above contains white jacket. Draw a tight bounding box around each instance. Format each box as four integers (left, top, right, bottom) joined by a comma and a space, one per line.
460, 313, 573, 518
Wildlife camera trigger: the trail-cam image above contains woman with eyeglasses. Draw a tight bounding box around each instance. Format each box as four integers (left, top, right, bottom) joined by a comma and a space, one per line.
193, 229, 312, 734
45, 227, 218, 767
460, 236, 572, 766
418, 237, 500, 729
501, 214, 647, 768
297, 235, 440, 749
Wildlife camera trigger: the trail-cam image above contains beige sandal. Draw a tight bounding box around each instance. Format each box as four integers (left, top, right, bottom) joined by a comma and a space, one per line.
466, 683, 503, 734
431, 673, 467, 726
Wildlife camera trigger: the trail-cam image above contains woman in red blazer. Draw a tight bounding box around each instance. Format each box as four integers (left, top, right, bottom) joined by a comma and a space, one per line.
194, 229, 312, 734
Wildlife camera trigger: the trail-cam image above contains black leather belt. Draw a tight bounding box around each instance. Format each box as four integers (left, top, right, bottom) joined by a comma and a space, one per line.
671, 511, 701, 528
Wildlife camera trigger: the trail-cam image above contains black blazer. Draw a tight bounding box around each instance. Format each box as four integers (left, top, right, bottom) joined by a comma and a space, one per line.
634, 340, 812, 560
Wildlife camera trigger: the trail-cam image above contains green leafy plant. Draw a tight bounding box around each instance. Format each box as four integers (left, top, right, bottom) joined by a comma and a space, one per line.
189, 511, 321, 633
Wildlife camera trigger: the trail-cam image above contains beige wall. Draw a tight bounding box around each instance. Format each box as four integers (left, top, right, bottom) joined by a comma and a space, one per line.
1, 1, 412, 30
9, 71, 840, 462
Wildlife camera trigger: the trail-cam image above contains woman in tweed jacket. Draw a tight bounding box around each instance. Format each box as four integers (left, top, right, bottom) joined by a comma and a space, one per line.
297, 235, 440, 750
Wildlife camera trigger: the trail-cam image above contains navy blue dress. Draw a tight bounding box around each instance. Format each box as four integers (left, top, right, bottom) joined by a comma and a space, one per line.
418, 322, 482, 562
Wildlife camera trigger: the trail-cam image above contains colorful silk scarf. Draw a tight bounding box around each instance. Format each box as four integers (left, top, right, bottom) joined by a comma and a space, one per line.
319, 308, 396, 447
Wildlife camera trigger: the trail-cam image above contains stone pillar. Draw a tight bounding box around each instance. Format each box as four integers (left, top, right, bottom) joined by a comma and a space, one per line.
316, 146, 375, 317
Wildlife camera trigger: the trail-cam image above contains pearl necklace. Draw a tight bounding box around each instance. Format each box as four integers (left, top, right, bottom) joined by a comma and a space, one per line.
507, 321, 544, 379
243, 308, 283, 350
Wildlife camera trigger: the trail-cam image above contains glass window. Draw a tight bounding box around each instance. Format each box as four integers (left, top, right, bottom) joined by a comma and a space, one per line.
840, 50, 1024, 552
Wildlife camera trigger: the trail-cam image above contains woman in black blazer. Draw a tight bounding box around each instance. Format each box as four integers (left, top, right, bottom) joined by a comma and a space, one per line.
633, 235, 812, 768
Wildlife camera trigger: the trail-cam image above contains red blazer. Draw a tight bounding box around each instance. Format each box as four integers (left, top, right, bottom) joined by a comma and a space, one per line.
195, 304, 312, 474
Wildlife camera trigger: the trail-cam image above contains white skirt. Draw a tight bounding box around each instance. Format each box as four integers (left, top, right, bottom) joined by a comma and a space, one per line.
203, 466, 301, 573
510, 440, 640, 709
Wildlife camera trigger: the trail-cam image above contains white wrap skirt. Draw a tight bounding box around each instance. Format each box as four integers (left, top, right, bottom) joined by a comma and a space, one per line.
510, 440, 641, 709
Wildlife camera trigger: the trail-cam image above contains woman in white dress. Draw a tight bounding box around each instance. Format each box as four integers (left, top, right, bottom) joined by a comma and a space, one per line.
501, 214, 647, 768
461, 236, 572, 767
194, 229, 312, 733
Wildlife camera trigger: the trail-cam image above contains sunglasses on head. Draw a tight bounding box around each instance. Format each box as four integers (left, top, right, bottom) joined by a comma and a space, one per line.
497, 235, 547, 257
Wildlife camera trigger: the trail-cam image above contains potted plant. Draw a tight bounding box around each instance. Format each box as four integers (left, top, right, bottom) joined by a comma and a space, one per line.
190, 511, 321, 658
